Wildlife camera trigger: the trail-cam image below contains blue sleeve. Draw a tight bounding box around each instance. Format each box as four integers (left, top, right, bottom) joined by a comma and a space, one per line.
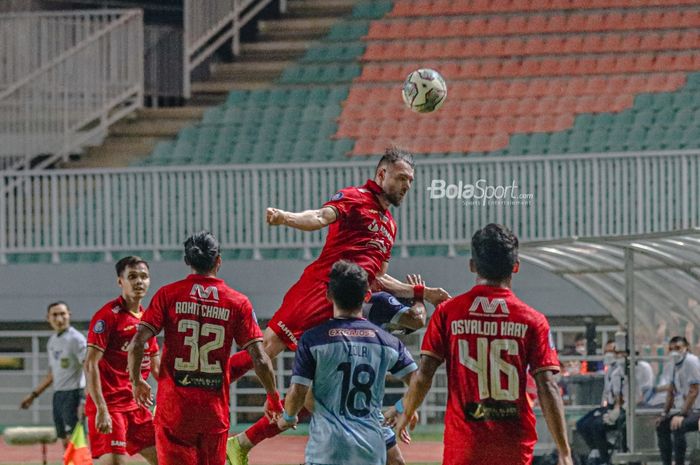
389, 338, 417, 379
291, 334, 315, 386
367, 292, 410, 327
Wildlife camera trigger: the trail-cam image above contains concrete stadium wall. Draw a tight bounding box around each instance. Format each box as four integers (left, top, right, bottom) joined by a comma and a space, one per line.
0, 256, 607, 323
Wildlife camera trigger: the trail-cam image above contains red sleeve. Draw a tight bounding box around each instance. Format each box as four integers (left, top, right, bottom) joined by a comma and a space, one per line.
527, 316, 560, 375
141, 287, 167, 336
232, 298, 264, 350
322, 188, 360, 220
147, 336, 159, 356
87, 308, 113, 352
420, 303, 447, 362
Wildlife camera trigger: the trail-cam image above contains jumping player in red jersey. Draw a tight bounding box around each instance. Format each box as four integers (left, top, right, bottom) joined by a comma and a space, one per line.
393, 224, 573, 465
84, 256, 160, 465
128, 231, 281, 465
226, 148, 450, 465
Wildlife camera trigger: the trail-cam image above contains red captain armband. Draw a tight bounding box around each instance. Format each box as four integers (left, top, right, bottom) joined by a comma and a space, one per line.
413, 284, 425, 302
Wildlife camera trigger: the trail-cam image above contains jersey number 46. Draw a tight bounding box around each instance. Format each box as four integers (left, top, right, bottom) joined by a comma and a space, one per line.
459, 337, 520, 401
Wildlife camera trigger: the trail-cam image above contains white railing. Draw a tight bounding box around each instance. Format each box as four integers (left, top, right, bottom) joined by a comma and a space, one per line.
0, 11, 125, 90
0, 151, 698, 261
0, 10, 144, 170
183, 0, 276, 98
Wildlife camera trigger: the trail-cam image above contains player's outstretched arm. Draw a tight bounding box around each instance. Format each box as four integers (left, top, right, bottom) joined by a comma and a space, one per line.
84, 346, 112, 434
266, 206, 337, 231
277, 383, 309, 431
377, 273, 451, 306
395, 354, 441, 443
127, 325, 154, 408
535, 370, 573, 465
247, 341, 283, 420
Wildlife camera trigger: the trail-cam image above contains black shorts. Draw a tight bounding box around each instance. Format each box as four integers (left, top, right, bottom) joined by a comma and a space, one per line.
52, 389, 83, 439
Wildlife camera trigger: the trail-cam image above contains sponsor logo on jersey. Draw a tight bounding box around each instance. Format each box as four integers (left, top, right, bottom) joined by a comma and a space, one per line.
277, 321, 298, 345
190, 284, 220, 303
368, 220, 379, 232
111, 440, 126, 447
468, 297, 510, 317
329, 328, 377, 338
465, 401, 519, 421
93, 320, 106, 334
174, 371, 222, 390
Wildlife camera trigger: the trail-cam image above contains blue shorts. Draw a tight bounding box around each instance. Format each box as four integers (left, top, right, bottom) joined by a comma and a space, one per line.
383, 426, 397, 450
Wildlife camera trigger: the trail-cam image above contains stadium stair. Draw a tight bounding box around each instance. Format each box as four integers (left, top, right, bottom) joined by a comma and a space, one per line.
60, 0, 363, 169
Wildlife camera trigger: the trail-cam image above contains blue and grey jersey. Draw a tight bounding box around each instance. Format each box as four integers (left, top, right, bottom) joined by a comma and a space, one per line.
362, 291, 413, 335
292, 317, 417, 465
47, 326, 86, 391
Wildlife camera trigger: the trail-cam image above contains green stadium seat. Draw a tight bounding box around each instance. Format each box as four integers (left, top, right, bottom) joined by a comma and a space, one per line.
352, 1, 393, 19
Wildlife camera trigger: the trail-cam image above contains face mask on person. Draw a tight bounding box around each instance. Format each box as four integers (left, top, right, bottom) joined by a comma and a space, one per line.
576, 345, 586, 356
603, 353, 616, 367
670, 350, 686, 365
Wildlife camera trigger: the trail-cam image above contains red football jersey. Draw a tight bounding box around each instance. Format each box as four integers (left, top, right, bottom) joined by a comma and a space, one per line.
86, 296, 159, 413
140, 274, 263, 434
421, 285, 560, 465
304, 179, 396, 283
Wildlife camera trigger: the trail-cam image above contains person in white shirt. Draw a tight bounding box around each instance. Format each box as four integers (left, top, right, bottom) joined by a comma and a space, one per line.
576, 341, 621, 465
20, 302, 87, 447
656, 336, 700, 465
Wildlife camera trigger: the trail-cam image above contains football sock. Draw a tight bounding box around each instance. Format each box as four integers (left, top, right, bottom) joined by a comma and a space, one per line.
229, 351, 254, 381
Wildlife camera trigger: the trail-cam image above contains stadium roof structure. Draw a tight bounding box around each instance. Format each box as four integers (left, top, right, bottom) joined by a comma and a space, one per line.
520, 228, 700, 345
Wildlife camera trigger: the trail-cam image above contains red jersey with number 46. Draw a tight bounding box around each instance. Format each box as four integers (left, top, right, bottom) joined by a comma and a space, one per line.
303, 179, 396, 283
86, 296, 159, 413
421, 285, 560, 465
140, 275, 263, 434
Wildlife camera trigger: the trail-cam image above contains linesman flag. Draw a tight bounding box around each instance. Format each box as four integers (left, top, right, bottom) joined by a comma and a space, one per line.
63, 423, 92, 465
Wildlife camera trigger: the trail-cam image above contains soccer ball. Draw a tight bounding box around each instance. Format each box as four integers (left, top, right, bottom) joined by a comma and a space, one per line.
402, 68, 447, 113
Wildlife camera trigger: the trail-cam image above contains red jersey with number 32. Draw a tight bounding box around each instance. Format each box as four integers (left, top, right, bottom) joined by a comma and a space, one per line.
421, 285, 559, 465
303, 179, 396, 283
140, 275, 263, 434
86, 296, 159, 413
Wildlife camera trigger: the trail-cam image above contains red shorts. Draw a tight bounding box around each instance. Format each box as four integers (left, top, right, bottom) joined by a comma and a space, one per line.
155, 423, 228, 465
268, 273, 333, 351
87, 407, 155, 458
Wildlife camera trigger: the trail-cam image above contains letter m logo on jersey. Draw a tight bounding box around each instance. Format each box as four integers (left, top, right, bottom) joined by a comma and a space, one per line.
468, 297, 509, 317
190, 284, 219, 302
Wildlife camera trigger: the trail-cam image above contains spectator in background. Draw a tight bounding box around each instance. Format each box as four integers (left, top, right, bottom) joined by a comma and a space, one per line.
20, 301, 87, 448
575, 341, 620, 465
656, 336, 700, 465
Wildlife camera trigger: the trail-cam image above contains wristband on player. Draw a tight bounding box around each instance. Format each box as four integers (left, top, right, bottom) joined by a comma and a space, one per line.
282, 411, 297, 423
267, 392, 283, 413
413, 284, 425, 302
394, 398, 405, 414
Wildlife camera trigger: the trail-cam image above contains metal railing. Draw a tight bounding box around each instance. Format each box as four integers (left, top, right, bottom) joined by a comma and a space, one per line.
183, 0, 276, 98
0, 10, 144, 171
0, 325, 617, 429
0, 151, 699, 262
0, 11, 125, 90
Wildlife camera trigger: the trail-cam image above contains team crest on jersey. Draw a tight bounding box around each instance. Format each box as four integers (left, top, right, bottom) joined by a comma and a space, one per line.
93, 320, 106, 334
468, 297, 509, 317
190, 284, 219, 302
330, 191, 343, 201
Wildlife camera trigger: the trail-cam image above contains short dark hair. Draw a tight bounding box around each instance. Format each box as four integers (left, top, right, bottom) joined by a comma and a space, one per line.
47, 301, 70, 314
327, 260, 369, 311
184, 231, 220, 273
471, 224, 519, 281
115, 256, 149, 277
670, 336, 689, 347
376, 146, 415, 175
